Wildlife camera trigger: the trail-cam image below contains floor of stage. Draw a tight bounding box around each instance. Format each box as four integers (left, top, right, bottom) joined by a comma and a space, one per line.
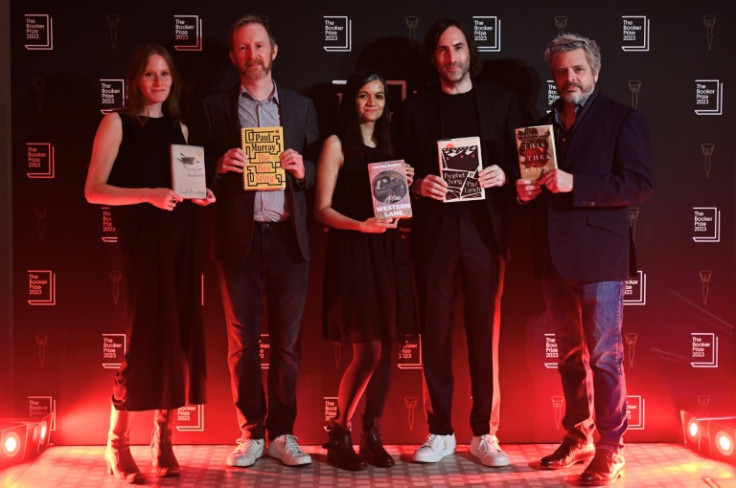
1, 443, 735, 487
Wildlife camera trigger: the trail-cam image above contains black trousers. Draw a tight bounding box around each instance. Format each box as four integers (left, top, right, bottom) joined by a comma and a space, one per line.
414, 213, 504, 437
217, 221, 309, 440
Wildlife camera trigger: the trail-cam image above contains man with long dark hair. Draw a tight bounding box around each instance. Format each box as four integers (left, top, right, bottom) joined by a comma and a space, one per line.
399, 18, 520, 467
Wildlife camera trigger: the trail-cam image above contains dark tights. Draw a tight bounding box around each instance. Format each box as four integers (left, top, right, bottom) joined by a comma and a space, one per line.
334, 340, 392, 429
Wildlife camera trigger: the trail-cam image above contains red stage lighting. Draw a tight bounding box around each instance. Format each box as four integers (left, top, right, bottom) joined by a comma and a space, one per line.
706, 418, 736, 464
0, 413, 54, 466
681, 410, 709, 451
0, 422, 30, 465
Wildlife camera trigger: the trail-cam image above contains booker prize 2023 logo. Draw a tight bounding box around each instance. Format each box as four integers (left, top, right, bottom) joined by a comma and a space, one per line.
546, 81, 559, 112
24, 14, 53, 50
26, 143, 55, 179
695, 80, 724, 115
323, 397, 338, 423
624, 270, 646, 306
28, 396, 56, 431
100, 79, 124, 114
544, 333, 558, 369
473, 16, 501, 52
397, 335, 422, 370
174, 15, 203, 51
323, 16, 351, 52
176, 405, 204, 432
101, 333, 126, 369
27, 270, 56, 305
626, 395, 645, 430
259, 334, 270, 370
691, 333, 719, 368
692, 207, 720, 242
621, 16, 650, 52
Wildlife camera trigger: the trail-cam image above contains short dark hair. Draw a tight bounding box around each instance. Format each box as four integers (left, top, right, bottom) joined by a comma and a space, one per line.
229, 14, 276, 51
122, 43, 181, 122
424, 18, 480, 77
338, 69, 392, 160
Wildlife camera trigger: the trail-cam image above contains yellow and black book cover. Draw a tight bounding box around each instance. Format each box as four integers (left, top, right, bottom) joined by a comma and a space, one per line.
240, 126, 286, 191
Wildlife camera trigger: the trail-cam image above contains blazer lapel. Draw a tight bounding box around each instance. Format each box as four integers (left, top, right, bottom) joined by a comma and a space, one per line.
563, 92, 607, 168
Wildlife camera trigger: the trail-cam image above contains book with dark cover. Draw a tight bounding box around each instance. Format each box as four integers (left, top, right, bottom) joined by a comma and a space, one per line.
437, 136, 485, 202
515, 124, 558, 181
367, 160, 412, 219
240, 126, 286, 191
170, 144, 207, 199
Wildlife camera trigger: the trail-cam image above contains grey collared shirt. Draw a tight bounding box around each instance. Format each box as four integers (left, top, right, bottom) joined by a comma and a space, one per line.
239, 82, 289, 222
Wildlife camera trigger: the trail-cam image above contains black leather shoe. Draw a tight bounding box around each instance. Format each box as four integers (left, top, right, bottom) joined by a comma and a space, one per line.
359, 414, 394, 468
359, 432, 395, 467
539, 438, 595, 469
323, 420, 367, 471
578, 449, 625, 486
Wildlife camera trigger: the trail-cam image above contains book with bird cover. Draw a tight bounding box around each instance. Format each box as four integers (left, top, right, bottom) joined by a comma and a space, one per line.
170, 144, 207, 199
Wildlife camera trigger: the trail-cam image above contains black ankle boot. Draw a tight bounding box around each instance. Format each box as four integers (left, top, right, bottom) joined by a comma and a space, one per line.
359, 415, 394, 467
322, 420, 367, 471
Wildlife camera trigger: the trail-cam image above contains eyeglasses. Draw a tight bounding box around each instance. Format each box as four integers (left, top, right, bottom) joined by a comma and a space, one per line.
548, 40, 588, 53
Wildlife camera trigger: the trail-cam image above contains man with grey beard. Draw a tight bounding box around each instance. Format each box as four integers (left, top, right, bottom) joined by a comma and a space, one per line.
516, 34, 653, 485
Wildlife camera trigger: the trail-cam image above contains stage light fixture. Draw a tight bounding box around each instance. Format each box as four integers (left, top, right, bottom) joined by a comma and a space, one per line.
0, 413, 54, 466
706, 418, 736, 465
0, 422, 29, 465
681, 410, 709, 451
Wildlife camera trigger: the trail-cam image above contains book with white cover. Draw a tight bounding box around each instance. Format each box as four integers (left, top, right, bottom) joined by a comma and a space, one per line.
170, 144, 207, 199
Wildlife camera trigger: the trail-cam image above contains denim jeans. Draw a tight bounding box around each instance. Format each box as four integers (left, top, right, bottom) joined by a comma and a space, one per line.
541, 265, 628, 449
218, 221, 309, 440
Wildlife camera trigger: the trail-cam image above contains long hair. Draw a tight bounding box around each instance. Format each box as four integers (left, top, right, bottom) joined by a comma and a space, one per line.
424, 18, 480, 77
121, 43, 181, 122
337, 69, 392, 161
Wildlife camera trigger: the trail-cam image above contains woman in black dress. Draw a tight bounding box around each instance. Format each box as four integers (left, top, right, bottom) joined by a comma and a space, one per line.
85, 43, 215, 483
315, 69, 417, 471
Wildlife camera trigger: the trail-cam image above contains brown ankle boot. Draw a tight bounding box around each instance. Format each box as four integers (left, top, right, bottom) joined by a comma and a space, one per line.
105, 405, 144, 483
359, 415, 394, 467
322, 420, 367, 471
151, 409, 180, 477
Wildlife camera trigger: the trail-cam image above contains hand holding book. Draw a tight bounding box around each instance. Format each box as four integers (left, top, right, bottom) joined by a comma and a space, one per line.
280, 148, 305, 180
477, 164, 506, 188
413, 174, 448, 200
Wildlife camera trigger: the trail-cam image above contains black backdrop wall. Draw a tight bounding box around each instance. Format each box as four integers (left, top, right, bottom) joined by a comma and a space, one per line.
8, 0, 736, 446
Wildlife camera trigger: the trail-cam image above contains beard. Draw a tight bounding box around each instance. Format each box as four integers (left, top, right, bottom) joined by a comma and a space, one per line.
242, 58, 272, 81
560, 81, 595, 104
440, 62, 470, 85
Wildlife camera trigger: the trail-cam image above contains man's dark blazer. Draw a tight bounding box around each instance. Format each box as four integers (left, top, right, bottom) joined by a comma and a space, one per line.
532, 89, 654, 282
198, 84, 320, 264
399, 81, 521, 261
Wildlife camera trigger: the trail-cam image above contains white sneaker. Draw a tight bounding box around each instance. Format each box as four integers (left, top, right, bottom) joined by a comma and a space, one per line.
226, 438, 264, 467
470, 434, 510, 467
268, 434, 312, 466
413, 433, 456, 463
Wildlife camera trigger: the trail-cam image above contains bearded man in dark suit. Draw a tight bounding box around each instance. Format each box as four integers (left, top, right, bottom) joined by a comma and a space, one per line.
517, 33, 653, 485
197, 14, 319, 469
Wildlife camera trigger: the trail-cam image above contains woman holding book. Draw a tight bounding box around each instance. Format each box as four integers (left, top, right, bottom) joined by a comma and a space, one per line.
85, 43, 214, 483
315, 69, 417, 471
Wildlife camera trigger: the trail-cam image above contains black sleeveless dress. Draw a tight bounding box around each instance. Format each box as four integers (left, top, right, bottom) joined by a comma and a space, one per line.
322, 145, 417, 343
107, 113, 206, 411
